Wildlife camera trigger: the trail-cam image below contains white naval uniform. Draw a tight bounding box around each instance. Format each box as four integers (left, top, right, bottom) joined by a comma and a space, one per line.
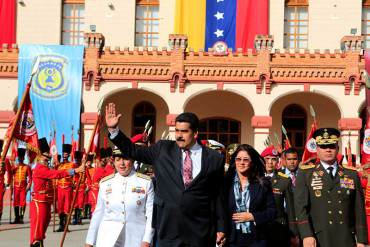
85, 170, 154, 247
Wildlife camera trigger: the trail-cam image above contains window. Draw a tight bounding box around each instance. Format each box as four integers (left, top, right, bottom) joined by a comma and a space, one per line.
282, 104, 307, 154
284, 0, 309, 49
362, 1, 370, 48
135, 0, 159, 47
62, 1, 85, 45
132, 101, 156, 143
198, 118, 241, 148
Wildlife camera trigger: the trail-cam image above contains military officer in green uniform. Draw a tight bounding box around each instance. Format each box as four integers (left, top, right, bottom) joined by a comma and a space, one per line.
294, 128, 368, 247
262, 146, 298, 246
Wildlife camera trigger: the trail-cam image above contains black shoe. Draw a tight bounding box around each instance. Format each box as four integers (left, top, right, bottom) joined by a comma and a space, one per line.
11, 206, 20, 224
56, 214, 64, 232
30, 240, 43, 247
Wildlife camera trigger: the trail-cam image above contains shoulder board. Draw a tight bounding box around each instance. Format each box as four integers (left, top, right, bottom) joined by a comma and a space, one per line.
299, 163, 315, 170
342, 165, 358, 171
136, 172, 151, 180
277, 172, 289, 179
100, 173, 115, 183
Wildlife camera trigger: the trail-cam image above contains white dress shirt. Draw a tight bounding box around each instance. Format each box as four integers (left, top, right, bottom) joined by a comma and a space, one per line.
321, 161, 338, 177
181, 142, 202, 180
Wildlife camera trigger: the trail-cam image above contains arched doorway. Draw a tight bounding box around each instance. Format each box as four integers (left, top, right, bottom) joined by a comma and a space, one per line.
100, 89, 169, 144
282, 104, 307, 153
132, 101, 156, 143
198, 117, 241, 147
270, 92, 341, 156
184, 90, 254, 147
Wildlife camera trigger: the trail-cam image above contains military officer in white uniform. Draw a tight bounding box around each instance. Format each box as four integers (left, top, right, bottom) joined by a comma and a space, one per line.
85, 147, 154, 247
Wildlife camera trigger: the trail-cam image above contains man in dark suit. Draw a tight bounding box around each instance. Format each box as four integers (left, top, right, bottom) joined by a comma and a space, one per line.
105, 103, 227, 247
295, 128, 368, 247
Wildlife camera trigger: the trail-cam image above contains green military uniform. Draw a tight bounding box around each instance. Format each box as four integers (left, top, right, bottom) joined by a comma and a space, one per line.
295, 161, 368, 246
266, 172, 298, 246
136, 162, 153, 175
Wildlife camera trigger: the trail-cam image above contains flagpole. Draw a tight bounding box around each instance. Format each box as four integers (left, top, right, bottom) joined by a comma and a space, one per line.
60, 110, 102, 247
1, 57, 39, 164
52, 129, 57, 232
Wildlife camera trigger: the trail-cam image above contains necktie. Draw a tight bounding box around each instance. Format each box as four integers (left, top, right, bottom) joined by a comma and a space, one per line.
327, 166, 334, 179
183, 150, 193, 187
290, 173, 296, 186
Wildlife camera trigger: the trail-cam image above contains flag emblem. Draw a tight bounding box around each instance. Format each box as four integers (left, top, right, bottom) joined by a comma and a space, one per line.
306, 138, 317, 153
32, 55, 68, 99
363, 129, 370, 155
18, 108, 36, 137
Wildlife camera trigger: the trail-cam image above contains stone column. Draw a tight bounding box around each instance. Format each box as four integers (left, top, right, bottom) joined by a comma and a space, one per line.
251, 116, 272, 153
166, 114, 178, 140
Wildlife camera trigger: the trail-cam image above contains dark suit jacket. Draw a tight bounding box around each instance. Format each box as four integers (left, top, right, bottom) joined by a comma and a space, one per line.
110, 131, 227, 247
224, 169, 276, 245
294, 162, 368, 247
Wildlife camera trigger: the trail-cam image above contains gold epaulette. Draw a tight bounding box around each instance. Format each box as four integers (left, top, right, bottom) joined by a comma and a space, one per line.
278, 172, 289, 178
100, 173, 115, 184
343, 165, 358, 171
136, 172, 151, 180
299, 163, 315, 170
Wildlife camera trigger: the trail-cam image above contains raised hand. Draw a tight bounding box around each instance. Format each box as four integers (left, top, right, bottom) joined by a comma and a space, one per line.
105, 103, 122, 130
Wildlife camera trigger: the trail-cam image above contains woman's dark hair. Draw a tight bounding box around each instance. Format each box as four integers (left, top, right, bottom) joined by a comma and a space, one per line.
175, 112, 199, 132
227, 144, 266, 182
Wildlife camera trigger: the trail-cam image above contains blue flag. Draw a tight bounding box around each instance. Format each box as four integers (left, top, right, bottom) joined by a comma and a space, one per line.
18, 45, 84, 153
205, 0, 236, 50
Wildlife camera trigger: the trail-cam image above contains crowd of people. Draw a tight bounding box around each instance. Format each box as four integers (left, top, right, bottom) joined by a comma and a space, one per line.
0, 101, 369, 247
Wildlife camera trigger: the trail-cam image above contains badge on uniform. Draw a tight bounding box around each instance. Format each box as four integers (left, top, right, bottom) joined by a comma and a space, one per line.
106, 188, 112, 195
136, 200, 142, 206
272, 188, 282, 195
340, 177, 355, 189
132, 187, 145, 194
315, 190, 322, 197
311, 176, 323, 190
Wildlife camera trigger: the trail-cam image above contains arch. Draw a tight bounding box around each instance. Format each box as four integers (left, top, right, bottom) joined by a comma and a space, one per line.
101, 88, 169, 143
268, 90, 342, 116
270, 91, 341, 151
184, 90, 254, 146
183, 88, 255, 114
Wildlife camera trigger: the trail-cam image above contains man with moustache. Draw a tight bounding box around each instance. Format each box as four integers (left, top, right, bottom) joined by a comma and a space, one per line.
295, 128, 368, 247
105, 103, 227, 247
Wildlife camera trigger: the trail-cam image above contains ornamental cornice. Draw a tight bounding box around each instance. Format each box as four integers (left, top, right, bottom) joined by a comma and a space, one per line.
0, 34, 365, 95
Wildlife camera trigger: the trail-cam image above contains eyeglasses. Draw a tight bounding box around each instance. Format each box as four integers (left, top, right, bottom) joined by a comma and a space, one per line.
235, 157, 251, 163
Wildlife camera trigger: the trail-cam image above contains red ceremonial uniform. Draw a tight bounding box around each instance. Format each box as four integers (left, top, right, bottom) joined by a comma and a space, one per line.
73, 171, 86, 209
360, 172, 370, 243
104, 163, 115, 176
87, 166, 106, 212
0, 158, 11, 215
56, 162, 74, 214
30, 162, 71, 244
12, 163, 32, 207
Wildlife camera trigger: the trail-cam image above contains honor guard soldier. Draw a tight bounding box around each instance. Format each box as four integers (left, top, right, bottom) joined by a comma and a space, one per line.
0, 139, 11, 224
85, 147, 154, 247
102, 147, 115, 176
30, 138, 83, 247
262, 146, 298, 246
56, 143, 74, 232
84, 153, 95, 219
11, 147, 32, 224
87, 152, 108, 213
72, 151, 85, 225
295, 128, 368, 247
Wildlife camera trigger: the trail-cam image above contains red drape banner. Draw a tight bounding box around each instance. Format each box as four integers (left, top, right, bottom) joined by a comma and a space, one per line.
236, 0, 269, 50
0, 0, 16, 45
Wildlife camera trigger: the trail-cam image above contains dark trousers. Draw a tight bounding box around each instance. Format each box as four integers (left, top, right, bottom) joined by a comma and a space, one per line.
230, 230, 267, 247
157, 238, 196, 247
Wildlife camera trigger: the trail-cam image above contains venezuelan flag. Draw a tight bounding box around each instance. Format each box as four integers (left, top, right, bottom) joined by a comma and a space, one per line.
174, 0, 269, 51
